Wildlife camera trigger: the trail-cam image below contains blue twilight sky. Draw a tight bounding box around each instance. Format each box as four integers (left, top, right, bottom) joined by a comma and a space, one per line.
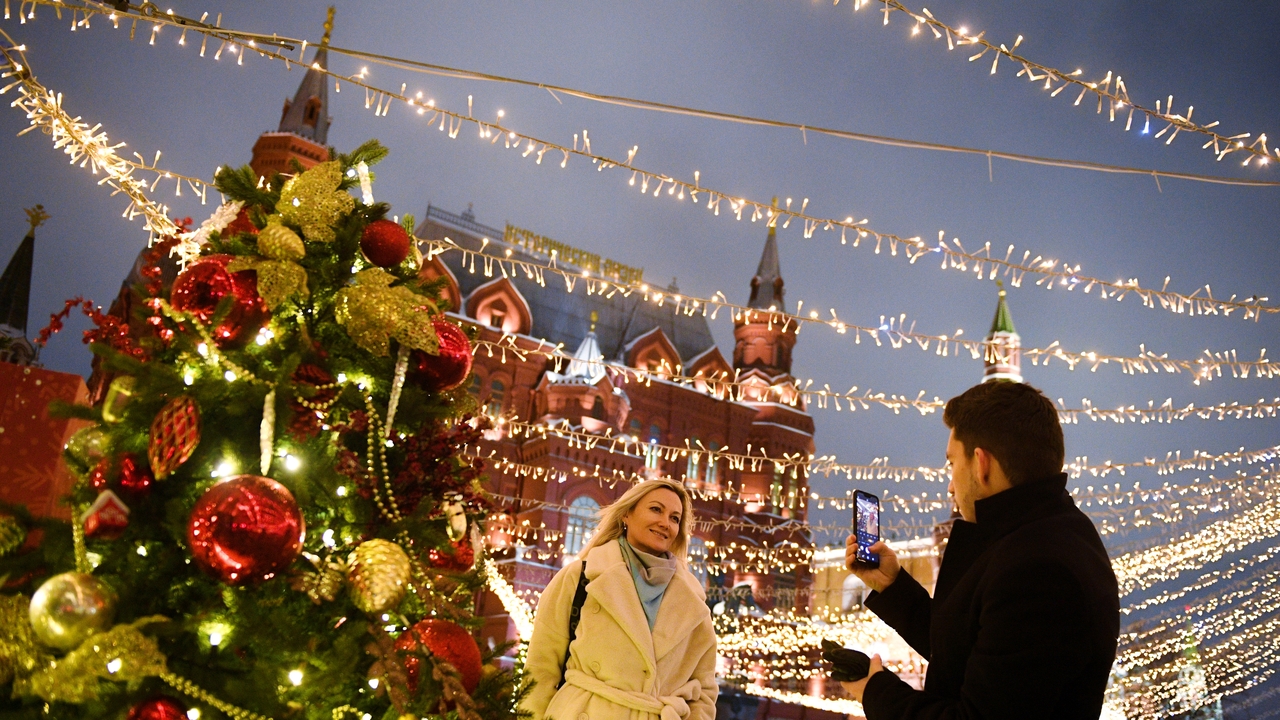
2, 2, 1278, 554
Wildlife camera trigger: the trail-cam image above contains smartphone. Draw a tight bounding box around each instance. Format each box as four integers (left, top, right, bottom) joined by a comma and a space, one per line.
853, 490, 881, 568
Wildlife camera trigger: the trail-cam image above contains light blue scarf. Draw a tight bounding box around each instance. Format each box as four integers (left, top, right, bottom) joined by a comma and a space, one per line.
617, 536, 677, 630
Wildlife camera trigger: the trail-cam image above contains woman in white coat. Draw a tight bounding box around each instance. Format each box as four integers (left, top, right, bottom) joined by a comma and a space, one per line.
522, 479, 718, 720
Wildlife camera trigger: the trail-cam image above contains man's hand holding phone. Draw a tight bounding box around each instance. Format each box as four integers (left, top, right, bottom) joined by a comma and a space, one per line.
846, 537, 900, 593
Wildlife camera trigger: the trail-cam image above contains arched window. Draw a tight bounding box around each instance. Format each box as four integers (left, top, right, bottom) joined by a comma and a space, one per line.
705, 442, 720, 487
628, 418, 643, 438
488, 379, 505, 416
770, 466, 784, 514
688, 536, 709, 587
563, 495, 601, 557
486, 299, 508, 329
590, 396, 605, 420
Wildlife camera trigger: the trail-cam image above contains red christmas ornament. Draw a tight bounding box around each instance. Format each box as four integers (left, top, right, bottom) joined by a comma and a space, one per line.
127, 696, 189, 720
88, 457, 113, 491
188, 475, 304, 585
82, 490, 130, 540
117, 454, 155, 495
395, 619, 483, 694
149, 396, 202, 479
408, 320, 473, 393
169, 254, 268, 346
222, 208, 259, 238
88, 454, 154, 495
360, 219, 412, 268
426, 538, 475, 573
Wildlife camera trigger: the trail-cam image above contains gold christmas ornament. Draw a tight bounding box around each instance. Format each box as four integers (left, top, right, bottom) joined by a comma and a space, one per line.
65, 425, 111, 468
28, 572, 117, 651
346, 539, 411, 614
334, 268, 440, 357
289, 552, 347, 604
277, 161, 354, 243
101, 376, 136, 423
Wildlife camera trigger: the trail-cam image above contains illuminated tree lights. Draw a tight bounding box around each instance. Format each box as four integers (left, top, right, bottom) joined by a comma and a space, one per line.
13, 0, 1279, 323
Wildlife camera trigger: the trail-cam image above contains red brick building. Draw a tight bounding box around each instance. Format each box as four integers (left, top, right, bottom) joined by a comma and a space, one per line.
413, 205, 817, 641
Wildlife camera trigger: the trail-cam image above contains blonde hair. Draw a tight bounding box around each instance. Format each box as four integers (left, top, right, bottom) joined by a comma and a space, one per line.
578, 479, 695, 561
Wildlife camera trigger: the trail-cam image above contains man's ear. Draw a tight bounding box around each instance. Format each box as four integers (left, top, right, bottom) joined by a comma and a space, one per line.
974, 447, 993, 486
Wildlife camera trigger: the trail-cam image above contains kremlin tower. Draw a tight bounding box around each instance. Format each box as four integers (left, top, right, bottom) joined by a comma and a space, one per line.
733, 202, 797, 381
247, 8, 335, 179
983, 283, 1022, 383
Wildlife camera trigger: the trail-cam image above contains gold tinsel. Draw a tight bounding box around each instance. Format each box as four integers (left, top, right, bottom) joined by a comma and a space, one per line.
277, 161, 354, 243
347, 539, 411, 614
289, 553, 347, 604
334, 268, 440, 357
11, 617, 168, 702
0, 514, 26, 557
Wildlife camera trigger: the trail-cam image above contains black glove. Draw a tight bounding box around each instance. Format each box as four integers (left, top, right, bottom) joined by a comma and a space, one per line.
821, 639, 871, 682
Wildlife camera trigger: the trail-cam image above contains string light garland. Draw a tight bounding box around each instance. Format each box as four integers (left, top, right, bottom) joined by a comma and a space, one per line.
473, 338, 1280, 425
851, 0, 1278, 168
1112, 495, 1280, 596
428, 239, 1280, 384
0, 32, 189, 239
292, 28, 1280, 188
11, 6, 1280, 708
483, 409, 1280, 492
23, 2, 1278, 324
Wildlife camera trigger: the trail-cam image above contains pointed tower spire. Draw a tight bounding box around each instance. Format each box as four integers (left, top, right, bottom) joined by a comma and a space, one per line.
0, 206, 47, 365
248, 8, 335, 179
733, 200, 797, 377
747, 197, 785, 311
278, 7, 334, 144
982, 282, 1023, 383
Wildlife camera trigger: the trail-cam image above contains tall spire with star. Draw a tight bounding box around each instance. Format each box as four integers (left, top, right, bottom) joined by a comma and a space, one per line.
249, 7, 336, 179
982, 282, 1022, 383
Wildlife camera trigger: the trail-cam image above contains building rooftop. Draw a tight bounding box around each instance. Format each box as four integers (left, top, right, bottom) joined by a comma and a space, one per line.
418, 205, 718, 363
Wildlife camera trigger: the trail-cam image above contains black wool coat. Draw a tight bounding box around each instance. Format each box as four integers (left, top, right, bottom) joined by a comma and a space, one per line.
862, 472, 1120, 720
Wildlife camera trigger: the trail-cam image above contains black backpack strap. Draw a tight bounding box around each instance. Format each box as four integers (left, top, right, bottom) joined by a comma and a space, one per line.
557, 559, 589, 689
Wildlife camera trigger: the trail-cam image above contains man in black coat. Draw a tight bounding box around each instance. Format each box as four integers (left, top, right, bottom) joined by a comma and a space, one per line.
842, 381, 1120, 719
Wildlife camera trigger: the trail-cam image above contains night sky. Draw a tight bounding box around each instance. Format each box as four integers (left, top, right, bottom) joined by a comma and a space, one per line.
2, 0, 1279, 708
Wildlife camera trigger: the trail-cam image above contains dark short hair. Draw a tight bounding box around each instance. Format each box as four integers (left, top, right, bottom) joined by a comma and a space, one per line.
943, 382, 1064, 486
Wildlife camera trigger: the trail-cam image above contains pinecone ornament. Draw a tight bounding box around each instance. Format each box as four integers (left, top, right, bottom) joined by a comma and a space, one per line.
148, 396, 201, 479
289, 553, 347, 604
346, 539, 411, 614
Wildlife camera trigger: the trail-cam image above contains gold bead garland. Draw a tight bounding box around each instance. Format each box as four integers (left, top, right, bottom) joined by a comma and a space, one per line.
161, 672, 273, 720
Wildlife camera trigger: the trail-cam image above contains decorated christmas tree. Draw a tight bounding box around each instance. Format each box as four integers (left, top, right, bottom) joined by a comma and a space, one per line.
0, 141, 527, 720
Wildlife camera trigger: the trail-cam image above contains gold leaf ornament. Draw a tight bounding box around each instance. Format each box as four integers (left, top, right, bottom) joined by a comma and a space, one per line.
225, 217, 311, 310
11, 617, 168, 703
277, 161, 355, 243
334, 269, 440, 357
257, 217, 305, 260
0, 594, 52, 686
